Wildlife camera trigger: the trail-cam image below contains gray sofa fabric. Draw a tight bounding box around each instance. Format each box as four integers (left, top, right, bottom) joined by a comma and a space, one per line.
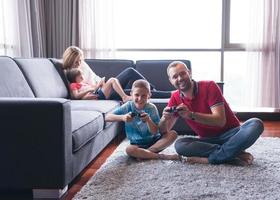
0, 97, 72, 188
0, 56, 122, 192
71, 110, 104, 152
135, 60, 191, 91
0, 57, 34, 97
71, 99, 120, 113
14, 58, 69, 98
85, 59, 135, 79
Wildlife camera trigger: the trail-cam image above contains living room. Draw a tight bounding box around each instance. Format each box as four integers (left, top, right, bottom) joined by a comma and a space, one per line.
1, 0, 280, 199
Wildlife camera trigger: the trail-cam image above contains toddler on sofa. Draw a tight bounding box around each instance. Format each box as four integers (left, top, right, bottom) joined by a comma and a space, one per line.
66, 68, 106, 100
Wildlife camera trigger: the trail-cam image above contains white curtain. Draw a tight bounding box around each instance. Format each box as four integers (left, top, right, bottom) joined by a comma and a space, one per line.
245, 0, 264, 107
79, 0, 116, 58
0, 0, 46, 57
0, 0, 78, 58
0, 0, 31, 57
246, 0, 280, 107
260, 0, 280, 107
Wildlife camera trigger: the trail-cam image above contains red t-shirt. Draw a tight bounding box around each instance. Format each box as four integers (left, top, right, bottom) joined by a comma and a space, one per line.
168, 80, 240, 138
69, 83, 82, 91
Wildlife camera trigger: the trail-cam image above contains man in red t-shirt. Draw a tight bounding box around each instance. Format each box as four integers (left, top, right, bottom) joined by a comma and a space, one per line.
159, 61, 264, 165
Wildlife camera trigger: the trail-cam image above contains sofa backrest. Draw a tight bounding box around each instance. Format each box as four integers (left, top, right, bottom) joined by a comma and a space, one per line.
85, 59, 135, 79
135, 60, 191, 91
0, 56, 35, 97
14, 58, 69, 98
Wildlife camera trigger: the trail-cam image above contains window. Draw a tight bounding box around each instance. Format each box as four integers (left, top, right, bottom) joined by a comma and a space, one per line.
110, 0, 262, 107
228, 0, 250, 45
112, 0, 222, 83
223, 0, 264, 107
114, 0, 221, 49
224, 0, 251, 49
0, 0, 18, 56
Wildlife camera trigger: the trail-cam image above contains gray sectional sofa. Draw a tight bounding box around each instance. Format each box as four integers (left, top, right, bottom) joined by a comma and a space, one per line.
1, 56, 201, 198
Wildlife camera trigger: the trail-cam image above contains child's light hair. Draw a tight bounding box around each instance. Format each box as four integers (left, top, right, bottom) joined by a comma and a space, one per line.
62, 46, 84, 69
132, 79, 151, 93
66, 68, 82, 83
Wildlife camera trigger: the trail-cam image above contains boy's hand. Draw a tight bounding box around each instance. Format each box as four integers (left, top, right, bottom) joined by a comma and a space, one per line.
122, 113, 133, 122
139, 112, 150, 122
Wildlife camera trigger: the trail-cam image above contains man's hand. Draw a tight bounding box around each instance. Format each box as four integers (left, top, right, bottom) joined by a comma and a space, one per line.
159, 107, 178, 133
176, 103, 192, 120
162, 107, 176, 120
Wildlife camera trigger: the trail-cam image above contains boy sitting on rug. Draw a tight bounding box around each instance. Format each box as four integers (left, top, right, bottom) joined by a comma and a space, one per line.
105, 79, 179, 160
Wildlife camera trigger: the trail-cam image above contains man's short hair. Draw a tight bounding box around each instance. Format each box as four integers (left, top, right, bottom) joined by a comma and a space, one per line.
167, 61, 189, 76
132, 79, 150, 93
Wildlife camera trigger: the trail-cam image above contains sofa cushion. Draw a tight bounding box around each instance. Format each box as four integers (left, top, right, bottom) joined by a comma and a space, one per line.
71, 110, 104, 152
85, 59, 135, 79
149, 98, 170, 118
14, 58, 68, 98
71, 100, 120, 113
0, 56, 34, 97
135, 60, 191, 91
71, 100, 121, 129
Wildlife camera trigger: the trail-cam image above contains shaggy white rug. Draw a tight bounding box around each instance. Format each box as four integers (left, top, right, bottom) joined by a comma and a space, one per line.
73, 137, 280, 200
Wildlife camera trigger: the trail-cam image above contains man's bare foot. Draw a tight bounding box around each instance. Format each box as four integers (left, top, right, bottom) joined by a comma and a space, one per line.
186, 156, 209, 164
158, 153, 180, 160
237, 151, 254, 165
122, 95, 132, 103
226, 158, 249, 166
136, 157, 144, 161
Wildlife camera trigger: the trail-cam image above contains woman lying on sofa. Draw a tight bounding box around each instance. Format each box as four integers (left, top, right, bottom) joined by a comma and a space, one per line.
62, 46, 171, 101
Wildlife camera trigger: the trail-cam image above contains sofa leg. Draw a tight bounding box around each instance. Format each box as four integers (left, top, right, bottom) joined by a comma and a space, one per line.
33, 185, 68, 199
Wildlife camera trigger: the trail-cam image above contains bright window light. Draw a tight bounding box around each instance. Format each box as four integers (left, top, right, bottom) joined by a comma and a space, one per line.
230, 0, 250, 44
113, 0, 222, 49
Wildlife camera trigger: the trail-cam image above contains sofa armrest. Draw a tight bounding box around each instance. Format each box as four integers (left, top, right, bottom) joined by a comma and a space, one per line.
0, 98, 72, 189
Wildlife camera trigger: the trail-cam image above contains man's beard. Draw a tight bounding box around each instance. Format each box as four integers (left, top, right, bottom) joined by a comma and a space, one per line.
177, 79, 191, 92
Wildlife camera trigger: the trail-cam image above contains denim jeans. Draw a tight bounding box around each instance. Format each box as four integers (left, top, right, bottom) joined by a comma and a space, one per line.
174, 118, 264, 164
115, 67, 152, 89
110, 67, 171, 99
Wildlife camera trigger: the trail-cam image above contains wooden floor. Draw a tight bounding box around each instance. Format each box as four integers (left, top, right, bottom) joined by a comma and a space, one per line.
64, 133, 125, 200
64, 121, 280, 200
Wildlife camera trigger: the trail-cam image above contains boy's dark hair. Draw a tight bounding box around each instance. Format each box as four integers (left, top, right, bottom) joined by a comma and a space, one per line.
66, 68, 82, 83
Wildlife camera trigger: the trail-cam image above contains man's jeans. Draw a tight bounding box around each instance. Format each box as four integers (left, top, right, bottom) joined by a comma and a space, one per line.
175, 118, 264, 164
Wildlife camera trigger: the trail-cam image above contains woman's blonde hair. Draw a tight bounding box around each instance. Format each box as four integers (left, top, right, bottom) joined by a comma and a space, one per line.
62, 46, 84, 69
